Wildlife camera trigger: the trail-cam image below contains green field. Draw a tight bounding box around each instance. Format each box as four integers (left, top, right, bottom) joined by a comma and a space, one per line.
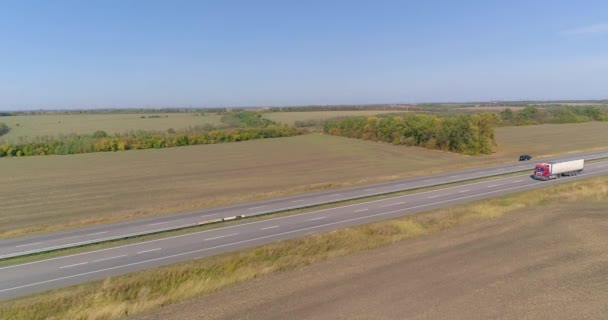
262, 110, 398, 125
0, 121, 607, 238
0, 113, 224, 143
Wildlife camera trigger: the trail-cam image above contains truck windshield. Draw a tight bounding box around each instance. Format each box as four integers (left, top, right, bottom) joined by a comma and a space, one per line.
535, 168, 544, 173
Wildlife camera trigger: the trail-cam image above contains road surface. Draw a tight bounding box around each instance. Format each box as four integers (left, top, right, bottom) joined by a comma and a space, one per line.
1, 160, 607, 300
2, 149, 608, 259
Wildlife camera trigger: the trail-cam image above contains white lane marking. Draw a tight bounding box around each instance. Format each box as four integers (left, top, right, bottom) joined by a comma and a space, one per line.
328, 194, 342, 197
7, 173, 608, 295
204, 233, 239, 241
292, 200, 305, 203
513, 180, 523, 183
137, 248, 162, 254
364, 188, 376, 191
15, 242, 41, 248
87, 231, 109, 236
428, 195, 440, 199
308, 217, 326, 221
147, 222, 169, 226
487, 184, 502, 188
354, 208, 369, 212
0, 169, 582, 270
380, 202, 406, 208
60, 262, 88, 269
261, 226, 279, 230
597, 165, 607, 168
458, 190, 470, 193
449, 175, 459, 178
92, 255, 127, 263
6, 183, 548, 294
248, 206, 266, 210
424, 179, 434, 182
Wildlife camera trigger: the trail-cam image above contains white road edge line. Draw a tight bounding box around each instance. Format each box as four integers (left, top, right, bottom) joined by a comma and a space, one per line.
137, 248, 162, 254
59, 262, 88, 269
6, 166, 608, 271
6, 174, 608, 294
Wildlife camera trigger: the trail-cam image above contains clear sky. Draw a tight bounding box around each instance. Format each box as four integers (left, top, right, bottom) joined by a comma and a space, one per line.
1, 0, 607, 110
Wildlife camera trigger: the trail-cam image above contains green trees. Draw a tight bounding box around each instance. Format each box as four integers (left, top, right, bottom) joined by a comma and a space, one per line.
323, 113, 498, 155
0, 123, 9, 137
0, 126, 304, 158
499, 106, 608, 125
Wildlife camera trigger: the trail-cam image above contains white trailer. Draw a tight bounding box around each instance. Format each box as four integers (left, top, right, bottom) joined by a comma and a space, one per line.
533, 159, 584, 180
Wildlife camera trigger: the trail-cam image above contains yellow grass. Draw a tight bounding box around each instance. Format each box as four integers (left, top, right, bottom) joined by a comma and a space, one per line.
0, 121, 607, 239
1, 175, 607, 320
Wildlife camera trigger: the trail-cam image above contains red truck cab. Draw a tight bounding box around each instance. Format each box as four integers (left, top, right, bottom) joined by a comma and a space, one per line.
533, 163, 550, 180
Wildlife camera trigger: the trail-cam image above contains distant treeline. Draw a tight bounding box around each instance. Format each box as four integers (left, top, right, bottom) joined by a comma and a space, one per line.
499, 106, 608, 125
267, 105, 419, 112
323, 113, 498, 155
0, 112, 304, 158
3, 108, 245, 116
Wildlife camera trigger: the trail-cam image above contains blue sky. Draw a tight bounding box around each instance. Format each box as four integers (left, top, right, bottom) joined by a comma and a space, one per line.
1, 0, 607, 110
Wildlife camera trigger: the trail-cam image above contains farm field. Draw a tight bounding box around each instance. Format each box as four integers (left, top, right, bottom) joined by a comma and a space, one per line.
0, 113, 225, 142
133, 191, 608, 320
0, 122, 607, 238
262, 110, 399, 125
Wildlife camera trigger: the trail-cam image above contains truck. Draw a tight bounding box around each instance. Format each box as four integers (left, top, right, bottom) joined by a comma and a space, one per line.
532, 159, 584, 181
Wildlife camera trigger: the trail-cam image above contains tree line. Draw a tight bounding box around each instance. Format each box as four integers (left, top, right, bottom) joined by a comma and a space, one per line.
499, 106, 608, 125
0, 125, 304, 157
0, 112, 303, 158
323, 113, 499, 155
0, 123, 9, 137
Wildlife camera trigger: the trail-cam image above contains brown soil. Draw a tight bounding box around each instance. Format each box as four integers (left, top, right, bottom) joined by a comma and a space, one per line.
133, 201, 608, 320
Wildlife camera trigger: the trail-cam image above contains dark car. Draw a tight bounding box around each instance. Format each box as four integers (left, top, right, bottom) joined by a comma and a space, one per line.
519, 155, 533, 161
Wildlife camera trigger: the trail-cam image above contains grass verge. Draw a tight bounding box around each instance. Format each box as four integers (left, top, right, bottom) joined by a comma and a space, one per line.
1, 174, 608, 319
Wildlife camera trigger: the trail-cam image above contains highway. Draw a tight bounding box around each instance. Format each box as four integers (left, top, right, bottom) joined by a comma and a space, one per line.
1, 149, 608, 260
1, 160, 608, 300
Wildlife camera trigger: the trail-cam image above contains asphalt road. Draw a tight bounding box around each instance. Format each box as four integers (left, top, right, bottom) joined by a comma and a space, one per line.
1, 160, 608, 300
2, 149, 608, 260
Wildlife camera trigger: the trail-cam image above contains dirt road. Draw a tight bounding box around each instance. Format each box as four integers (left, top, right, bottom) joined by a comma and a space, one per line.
134, 201, 608, 320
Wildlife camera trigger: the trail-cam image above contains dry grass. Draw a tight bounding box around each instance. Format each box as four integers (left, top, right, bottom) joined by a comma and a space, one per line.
262, 110, 398, 125
494, 121, 608, 157
1, 175, 607, 320
0, 113, 225, 143
0, 121, 607, 239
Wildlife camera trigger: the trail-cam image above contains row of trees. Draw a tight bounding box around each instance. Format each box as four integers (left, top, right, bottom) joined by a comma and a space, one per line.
267, 105, 418, 112
0, 123, 9, 136
323, 113, 499, 155
499, 106, 608, 125
0, 125, 304, 157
